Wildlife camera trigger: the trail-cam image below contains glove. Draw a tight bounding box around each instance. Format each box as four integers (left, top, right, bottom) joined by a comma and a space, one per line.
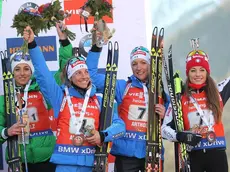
176, 131, 202, 146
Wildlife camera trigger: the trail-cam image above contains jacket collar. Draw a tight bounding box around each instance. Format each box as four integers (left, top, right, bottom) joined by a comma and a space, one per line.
128, 75, 148, 88
61, 84, 97, 98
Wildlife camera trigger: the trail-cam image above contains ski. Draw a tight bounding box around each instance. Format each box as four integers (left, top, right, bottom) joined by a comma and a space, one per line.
93, 41, 119, 172
1, 50, 21, 172
163, 46, 190, 172
174, 72, 190, 172
163, 45, 180, 172
146, 27, 164, 172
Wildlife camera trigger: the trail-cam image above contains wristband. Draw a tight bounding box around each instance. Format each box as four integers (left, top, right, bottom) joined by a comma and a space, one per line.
1, 128, 9, 139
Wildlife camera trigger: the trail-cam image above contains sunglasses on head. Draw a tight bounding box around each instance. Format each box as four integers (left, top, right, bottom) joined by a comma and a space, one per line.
131, 46, 150, 55
188, 50, 207, 57
68, 56, 85, 65
11, 54, 31, 62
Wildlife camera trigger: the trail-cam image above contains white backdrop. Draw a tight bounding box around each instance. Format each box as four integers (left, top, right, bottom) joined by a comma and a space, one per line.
0, 0, 152, 171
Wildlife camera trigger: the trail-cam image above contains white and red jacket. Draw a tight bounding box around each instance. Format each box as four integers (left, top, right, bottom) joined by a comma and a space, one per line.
162, 76, 230, 150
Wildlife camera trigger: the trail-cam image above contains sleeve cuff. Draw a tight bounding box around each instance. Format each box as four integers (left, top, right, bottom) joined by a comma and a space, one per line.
59, 39, 70, 47
90, 44, 102, 52
28, 40, 37, 49
1, 128, 8, 139
99, 131, 108, 143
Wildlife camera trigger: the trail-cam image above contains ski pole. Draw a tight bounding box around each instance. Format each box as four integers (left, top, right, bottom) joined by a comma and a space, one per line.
16, 89, 28, 172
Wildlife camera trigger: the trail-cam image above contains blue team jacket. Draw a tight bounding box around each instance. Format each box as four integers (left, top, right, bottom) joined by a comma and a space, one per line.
86, 50, 170, 160
29, 46, 125, 166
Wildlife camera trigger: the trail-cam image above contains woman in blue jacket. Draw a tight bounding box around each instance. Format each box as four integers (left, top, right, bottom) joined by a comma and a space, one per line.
23, 26, 125, 172
86, 43, 169, 171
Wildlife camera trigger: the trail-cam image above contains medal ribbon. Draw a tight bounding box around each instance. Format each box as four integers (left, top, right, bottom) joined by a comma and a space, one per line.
65, 86, 92, 135
189, 96, 214, 131
14, 79, 32, 114
142, 83, 149, 112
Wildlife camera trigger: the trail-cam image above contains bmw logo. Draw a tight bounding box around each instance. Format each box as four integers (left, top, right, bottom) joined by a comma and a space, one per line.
79, 34, 92, 58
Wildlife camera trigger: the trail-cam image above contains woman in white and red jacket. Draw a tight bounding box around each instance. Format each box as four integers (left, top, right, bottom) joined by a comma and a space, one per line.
162, 49, 229, 172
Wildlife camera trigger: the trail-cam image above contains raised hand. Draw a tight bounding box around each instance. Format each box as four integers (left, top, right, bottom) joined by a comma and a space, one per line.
23, 26, 35, 43
56, 22, 67, 40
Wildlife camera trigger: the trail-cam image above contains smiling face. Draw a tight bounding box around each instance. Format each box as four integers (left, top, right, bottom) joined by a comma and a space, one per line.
70, 68, 90, 89
131, 58, 149, 83
13, 64, 32, 86
188, 66, 207, 85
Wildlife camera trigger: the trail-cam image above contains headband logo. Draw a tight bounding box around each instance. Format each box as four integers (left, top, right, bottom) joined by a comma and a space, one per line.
195, 59, 201, 63
132, 51, 146, 56
70, 61, 85, 68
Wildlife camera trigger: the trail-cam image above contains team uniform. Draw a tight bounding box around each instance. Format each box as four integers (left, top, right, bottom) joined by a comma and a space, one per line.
162, 49, 229, 172
0, 39, 72, 172
28, 43, 125, 172
0, 78, 56, 171
86, 48, 170, 172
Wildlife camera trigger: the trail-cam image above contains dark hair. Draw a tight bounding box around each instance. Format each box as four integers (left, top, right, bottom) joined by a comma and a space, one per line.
184, 74, 222, 123
60, 47, 82, 85
60, 59, 71, 86
60, 56, 88, 87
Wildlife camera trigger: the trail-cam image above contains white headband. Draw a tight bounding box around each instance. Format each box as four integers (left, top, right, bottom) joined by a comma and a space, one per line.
10, 52, 34, 73
130, 50, 150, 64
67, 61, 88, 79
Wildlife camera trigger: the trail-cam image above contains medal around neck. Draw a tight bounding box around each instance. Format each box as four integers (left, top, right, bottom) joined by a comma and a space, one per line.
206, 131, 216, 143
72, 134, 84, 146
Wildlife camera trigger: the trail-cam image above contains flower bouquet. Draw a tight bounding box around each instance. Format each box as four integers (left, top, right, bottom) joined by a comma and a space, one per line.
12, 0, 75, 54
79, 0, 115, 47
38, 1, 76, 41
12, 7, 44, 55
80, 0, 113, 20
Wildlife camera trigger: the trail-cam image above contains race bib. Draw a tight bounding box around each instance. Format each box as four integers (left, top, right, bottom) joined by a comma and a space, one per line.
27, 107, 39, 123
128, 105, 147, 122
69, 116, 95, 135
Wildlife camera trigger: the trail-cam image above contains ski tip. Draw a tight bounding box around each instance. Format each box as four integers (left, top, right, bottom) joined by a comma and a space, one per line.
153, 27, 158, 35
0, 50, 8, 60
169, 44, 172, 49
159, 28, 164, 36
114, 41, 119, 50
173, 71, 180, 78
108, 41, 113, 50
108, 41, 113, 46
168, 45, 172, 56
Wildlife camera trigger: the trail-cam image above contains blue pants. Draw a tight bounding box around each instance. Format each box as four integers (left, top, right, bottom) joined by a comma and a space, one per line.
56, 165, 92, 172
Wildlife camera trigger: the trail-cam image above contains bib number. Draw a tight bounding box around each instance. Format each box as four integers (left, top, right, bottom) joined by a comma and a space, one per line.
69, 116, 95, 134
27, 107, 39, 123
128, 105, 147, 122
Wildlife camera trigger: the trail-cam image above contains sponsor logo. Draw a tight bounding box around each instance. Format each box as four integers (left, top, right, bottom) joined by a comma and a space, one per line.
28, 95, 38, 99
192, 137, 226, 150
6, 36, 57, 61
64, 0, 113, 25
124, 131, 147, 140
29, 129, 53, 138
57, 145, 96, 154
128, 92, 144, 99
78, 33, 105, 74
79, 34, 92, 58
